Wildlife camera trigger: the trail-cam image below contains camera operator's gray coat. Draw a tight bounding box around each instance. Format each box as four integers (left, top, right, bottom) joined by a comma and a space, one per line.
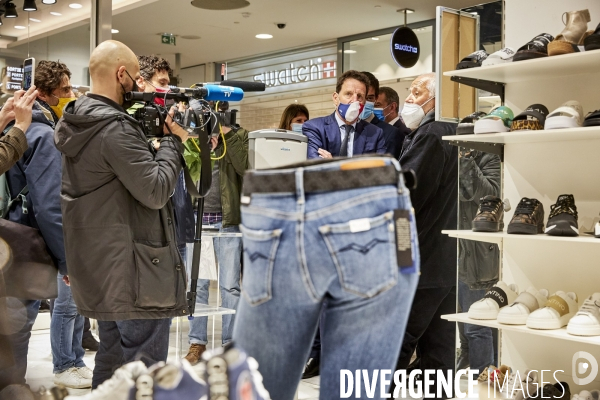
54, 95, 189, 321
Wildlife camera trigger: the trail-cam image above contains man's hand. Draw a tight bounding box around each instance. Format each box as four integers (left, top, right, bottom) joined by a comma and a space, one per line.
210, 136, 218, 151
63, 275, 70, 286
13, 86, 38, 133
164, 105, 189, 143
318, 148, 332, 159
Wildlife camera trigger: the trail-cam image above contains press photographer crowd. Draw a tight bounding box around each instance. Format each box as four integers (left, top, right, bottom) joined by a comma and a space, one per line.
0, 39, 457, 400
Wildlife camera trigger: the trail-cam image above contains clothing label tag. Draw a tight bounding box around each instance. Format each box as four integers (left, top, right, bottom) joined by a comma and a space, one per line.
240, 195, 251, 205
349, 218, 371, 233
393, 209, 414, 271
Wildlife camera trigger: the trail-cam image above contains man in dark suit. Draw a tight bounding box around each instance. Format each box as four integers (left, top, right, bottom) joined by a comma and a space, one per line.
377, 86, 412, 134
302, 70, 385, 159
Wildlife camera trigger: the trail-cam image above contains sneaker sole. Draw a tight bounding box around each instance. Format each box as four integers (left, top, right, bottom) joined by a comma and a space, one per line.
468, 309, 500, 320
481, 58, 512, 66
513, 51, 547, 62
473, 220, 503, 232
497, 312, 528, 325
526, 317, 567, 330
457, 60, 482, 69
545, 220, 579, 236
566, 324, 600, 336
53, 378, 92, 389
456, 124, 475, 135
474, 119, 509, 134
544, 116, 580, 130
507, 222, 543, 235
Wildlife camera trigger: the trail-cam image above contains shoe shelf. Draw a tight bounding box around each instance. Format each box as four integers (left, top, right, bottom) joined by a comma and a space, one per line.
189, 304, 236, 317
441, 313, 600, 347
442, 230, 600, 245
443, 126, 600, 146
443, 50, 600, 85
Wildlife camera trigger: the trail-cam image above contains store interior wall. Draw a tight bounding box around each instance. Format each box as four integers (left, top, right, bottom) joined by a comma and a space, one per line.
179, 64, 206, 88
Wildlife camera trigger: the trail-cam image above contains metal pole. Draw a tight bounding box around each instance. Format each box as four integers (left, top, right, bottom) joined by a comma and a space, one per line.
90, 0, 112, 53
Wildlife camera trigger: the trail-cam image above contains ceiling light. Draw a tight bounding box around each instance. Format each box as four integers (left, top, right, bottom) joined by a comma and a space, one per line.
255, 33, 272, 39
69, 3, 83, 8
15, 25, 26, 29
344, 49, 357, 54
29, 18, 41, 22
111, 29, 119, 33
397, 8, 415, 14
4, 2, 18, 18
371, 37, 379, 40
42, 0, 57, 4
23, 0, 37, 11
50, 11, 61, 15
0, 17, 3, 26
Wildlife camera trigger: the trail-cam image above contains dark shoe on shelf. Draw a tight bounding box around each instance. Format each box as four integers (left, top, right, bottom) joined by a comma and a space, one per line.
457, 111, 487, 135
507, 198, 545, 234
82, 335, 99, 352
302, 357, 320, 379
457, 50, 489, 69
583, 110, 600, 127
545, 194, 579, 236
472, 196, 505, 232
183, 343, 206, 366
534, 382, 571, 399
510, 104, 549, 131
513, 33, 554, 61
584, 22, 600, 51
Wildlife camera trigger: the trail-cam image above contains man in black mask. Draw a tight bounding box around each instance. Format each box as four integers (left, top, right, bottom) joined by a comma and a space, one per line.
54, 40, 188, 388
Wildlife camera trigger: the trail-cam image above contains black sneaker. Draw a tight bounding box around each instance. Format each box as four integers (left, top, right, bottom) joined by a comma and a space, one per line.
457, 111, 487, 135
472, 196, 504, 232
507, 198, 545, 234
457, 50, 489, 69
302, 357, 320, 379
545, 194, 579, 236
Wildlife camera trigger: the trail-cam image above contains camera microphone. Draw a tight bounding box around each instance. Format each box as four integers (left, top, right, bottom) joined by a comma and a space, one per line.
220, 80, 266, 92
170, 85, 244, 102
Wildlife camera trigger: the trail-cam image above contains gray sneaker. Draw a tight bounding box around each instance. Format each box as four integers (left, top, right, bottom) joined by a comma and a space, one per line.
54, 367, 92, 389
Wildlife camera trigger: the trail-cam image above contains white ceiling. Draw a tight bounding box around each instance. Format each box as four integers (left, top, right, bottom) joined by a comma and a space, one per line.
0, 0, 486, 67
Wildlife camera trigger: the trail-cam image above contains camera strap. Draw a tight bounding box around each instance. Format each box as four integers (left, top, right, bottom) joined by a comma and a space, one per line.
182, 108, 212, 199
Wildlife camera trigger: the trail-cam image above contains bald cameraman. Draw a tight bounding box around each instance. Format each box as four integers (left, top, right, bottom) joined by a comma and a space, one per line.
54, 40, 189, 388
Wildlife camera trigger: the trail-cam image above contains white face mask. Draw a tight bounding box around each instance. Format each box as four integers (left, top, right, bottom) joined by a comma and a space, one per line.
401, 97, 434, 130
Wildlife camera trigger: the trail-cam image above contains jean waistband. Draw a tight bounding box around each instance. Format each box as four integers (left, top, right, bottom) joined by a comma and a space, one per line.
242, 156, 402, 196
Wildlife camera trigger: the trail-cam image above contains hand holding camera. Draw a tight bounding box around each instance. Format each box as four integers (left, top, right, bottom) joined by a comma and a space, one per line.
164, 105, 189, 143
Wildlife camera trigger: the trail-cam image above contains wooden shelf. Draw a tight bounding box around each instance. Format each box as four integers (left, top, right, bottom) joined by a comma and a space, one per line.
443, 51, 600, 84
442, 230, 600, 245
443, 126, 600, 145
441, 313, 600, 347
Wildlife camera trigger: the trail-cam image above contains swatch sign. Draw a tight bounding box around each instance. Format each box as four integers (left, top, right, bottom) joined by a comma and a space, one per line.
390, 27, 420, 68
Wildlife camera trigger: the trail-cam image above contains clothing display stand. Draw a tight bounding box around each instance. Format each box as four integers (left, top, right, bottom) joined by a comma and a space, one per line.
441, 49, 600, 391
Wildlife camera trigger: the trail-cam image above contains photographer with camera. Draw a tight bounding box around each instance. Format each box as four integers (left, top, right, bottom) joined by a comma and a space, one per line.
54, 40, 188, 388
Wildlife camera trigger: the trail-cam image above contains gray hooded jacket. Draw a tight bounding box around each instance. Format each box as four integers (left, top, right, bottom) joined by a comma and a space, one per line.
54, 94, 188, 320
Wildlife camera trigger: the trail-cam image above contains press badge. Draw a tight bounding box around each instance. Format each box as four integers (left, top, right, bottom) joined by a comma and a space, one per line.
393, 209, 416, 273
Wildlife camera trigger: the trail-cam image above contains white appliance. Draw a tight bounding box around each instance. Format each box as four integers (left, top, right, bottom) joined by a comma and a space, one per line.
248, 129, 308, 170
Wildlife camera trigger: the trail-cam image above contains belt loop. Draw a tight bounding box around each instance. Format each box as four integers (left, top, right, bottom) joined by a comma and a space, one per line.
295, 168, 305, 204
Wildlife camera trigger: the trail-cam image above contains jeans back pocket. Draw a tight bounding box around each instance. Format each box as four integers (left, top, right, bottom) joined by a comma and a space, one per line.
133, 242, 177, 308
319, 211, 398, 298
239, 225, 282, 306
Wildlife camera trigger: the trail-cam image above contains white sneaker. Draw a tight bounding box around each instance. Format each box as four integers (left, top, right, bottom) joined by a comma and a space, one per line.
498, 287, 549, 325
500, 370, 538, 400
482, 47, 515, 66
65, 361, 147, 400
567, 293, 600, 336
573, 389, 600, 400
544, 100, 584, 130
78, 366, 93, 380
468, 282, 519, 320
54, 367, 92, 389
526, 291, 578, 329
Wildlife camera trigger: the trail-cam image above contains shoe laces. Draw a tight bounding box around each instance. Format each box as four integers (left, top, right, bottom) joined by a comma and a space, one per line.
579, 299, 600, 317
514, 198, 537, 215
479, 198, 501, 213
188, 344, 204, 358
549, 196, 578, 219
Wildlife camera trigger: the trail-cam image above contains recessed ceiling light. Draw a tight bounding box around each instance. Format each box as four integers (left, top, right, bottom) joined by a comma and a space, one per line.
69, 3, 83, 9
29, 18, 41, 22
255, 33, 272, 39
344, 49, 357, 54
14, 25, 26, 29
50, 11, 61, 16
111, 29, 119, 33
371, 37, 379, 40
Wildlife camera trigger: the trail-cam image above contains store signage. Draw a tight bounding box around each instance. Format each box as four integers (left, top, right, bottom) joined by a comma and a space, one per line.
161, 34, 176, 46
253, 58, 336, 87
6, 66, 23, 91
390, 27, 420, 68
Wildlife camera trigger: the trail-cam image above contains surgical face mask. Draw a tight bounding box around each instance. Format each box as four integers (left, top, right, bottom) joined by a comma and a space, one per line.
120, 70, 138, 109
401, 97, 435, 130
50, 95, 76, 119
360, 101, 375, 120
337, 100, 364, 123
373, 104, 392, 121
291, 123, 303, 133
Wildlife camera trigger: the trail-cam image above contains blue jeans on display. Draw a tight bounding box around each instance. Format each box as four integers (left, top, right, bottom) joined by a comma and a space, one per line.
232, 158, 420, 400
187, 223, 242, 346
51, 274, 85, 374
0, 298, 39, 389
458, 280, 495, 372
92, 318, 170, 388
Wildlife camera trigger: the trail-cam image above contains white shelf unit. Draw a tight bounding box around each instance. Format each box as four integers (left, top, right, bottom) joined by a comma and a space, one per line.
443, 48, 600, 391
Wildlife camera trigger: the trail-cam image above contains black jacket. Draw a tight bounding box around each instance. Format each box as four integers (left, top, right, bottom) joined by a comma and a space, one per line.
399, 111, 458, 289
458, 151, 501, 289
6, 101, 68, 275
393, 118, 412, 143
369, 115, 406, 159
54, 94, 188, 320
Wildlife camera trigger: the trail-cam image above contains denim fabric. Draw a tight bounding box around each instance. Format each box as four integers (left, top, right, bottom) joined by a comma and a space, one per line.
232, 157, 419, 400
188, 222, 242, 345
92, 318, 170, 388
0, 298, 39, 389
51, 274, 86, 373
458, 280, 495, 372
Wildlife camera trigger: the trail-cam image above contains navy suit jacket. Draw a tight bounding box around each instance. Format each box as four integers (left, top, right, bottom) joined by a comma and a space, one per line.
370, 115, 406, 159
303, 112, 386, 159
